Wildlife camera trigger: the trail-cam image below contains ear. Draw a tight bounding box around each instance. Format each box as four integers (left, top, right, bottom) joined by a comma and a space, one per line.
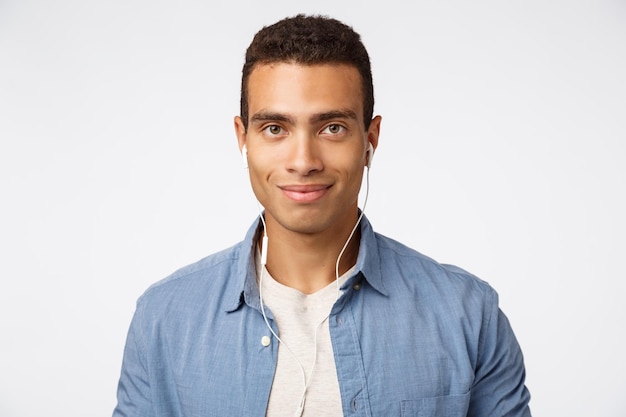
234, 116, 249, 169
234, 116, 247, 153
366, 115, 382, 166
367, 115, 381, 149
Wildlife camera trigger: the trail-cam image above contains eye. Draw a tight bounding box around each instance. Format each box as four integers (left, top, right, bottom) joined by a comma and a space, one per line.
263, 124, 284, 136
322, 124, 345, 135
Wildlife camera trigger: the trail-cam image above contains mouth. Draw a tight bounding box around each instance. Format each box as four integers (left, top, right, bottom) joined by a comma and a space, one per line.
279, 184, 332, 203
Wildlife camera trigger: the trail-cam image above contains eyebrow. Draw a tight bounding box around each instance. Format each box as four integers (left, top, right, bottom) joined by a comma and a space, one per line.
250, 112, 295, 125
249, 109, 359, 125
310, 110, 358, 124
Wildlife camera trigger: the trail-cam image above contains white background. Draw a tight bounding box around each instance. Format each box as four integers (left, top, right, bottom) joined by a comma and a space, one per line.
1, 0, 625, 416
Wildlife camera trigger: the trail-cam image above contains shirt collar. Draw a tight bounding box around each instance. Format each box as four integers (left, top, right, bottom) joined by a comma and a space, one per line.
352, 215, 387, 296
225, 214, 387, 313
223, 217, 263, 313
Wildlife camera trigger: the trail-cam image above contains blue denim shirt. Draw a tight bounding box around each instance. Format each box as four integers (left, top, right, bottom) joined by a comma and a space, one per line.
113, 216, 531, 416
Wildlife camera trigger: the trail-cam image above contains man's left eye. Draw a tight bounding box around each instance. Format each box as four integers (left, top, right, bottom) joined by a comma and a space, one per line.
323, 124, 344, 134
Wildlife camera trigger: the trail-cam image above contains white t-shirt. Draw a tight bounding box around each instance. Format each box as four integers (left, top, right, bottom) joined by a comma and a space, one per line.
257, 253, 353, 417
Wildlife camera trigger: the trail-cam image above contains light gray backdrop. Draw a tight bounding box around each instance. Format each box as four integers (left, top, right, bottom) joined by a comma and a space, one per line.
1, 0, 625, 416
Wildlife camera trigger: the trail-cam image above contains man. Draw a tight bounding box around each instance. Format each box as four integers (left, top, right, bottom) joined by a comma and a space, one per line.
113, 14, 531, 417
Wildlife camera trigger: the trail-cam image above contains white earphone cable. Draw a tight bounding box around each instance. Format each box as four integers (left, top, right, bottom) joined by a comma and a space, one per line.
255, 162, 371, 417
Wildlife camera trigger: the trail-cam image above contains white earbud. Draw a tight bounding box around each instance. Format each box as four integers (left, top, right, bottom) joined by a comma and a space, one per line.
241, 145, 248, 169
366, 143, 374, 168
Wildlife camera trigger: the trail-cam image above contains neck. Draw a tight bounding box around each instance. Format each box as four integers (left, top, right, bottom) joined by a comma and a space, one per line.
260, 213, 362, 294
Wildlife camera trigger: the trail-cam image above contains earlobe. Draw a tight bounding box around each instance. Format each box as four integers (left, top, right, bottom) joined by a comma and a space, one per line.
366, 143, 374, 168
241, 145, 248, 169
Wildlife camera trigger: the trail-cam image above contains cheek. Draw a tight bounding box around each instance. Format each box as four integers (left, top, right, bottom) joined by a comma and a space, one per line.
246, 159, 276, 202
342, 162, 366, 194
247, 165, 266, 191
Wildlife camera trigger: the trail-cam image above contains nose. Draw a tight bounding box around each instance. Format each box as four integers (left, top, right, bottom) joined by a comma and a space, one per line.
286, 134, 323, 176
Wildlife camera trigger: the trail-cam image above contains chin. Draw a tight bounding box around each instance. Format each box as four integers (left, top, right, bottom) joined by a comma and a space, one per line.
272, 209, 334, 235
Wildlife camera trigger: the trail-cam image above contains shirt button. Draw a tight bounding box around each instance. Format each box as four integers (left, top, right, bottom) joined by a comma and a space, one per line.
261, 336, 271, 347
353, 283, 361, 291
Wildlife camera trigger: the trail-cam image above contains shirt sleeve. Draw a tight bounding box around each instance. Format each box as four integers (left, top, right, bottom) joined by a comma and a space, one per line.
112, 303, 152, 417
468, 289, 532, 417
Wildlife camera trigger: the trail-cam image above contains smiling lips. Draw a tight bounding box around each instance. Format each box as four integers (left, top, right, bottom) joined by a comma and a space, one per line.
280, 184, 331, 203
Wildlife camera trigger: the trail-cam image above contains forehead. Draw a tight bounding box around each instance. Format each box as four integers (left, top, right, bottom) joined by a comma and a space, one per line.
246, 63, 364, 120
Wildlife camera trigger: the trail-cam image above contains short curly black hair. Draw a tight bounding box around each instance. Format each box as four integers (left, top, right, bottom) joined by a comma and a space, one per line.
239, 14, 374, 130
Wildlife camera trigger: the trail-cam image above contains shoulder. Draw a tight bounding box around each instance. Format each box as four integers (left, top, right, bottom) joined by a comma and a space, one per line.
373, 232, 498, 307
135, 241, 246, 314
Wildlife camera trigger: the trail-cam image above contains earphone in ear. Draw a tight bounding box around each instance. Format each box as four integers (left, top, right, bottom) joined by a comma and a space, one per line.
366, 143, 374, 168
241, 145, 248, 169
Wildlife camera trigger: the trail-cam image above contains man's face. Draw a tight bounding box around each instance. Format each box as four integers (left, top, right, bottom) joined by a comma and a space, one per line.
235, 63, 380, 237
